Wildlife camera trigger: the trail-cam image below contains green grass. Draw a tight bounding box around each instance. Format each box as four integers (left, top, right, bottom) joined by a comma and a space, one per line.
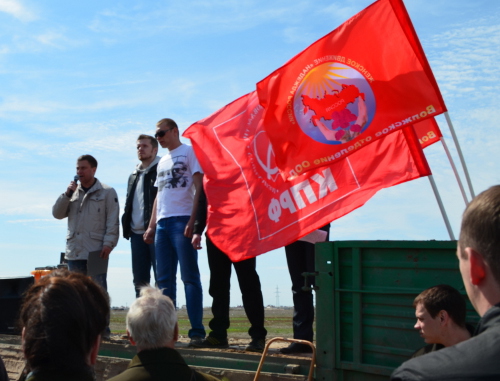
110, 308, 296, 339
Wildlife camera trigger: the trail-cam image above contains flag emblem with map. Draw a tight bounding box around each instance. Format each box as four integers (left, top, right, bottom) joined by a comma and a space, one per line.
257, 0, 446, 179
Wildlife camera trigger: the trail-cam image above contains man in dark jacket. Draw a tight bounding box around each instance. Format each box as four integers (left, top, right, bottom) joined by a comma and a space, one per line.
108, 286, 219, 381
122, 135, 160, 297
410, 284, 473, 358
391, 185, 500, 380
280, 224, 330, 354
190, 188, 267, 352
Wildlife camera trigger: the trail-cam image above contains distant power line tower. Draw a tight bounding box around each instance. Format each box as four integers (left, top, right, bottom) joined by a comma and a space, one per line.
275, 285, 280, 307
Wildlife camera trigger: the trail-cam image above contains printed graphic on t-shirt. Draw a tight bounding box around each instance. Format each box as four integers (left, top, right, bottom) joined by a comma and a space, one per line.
162, 155, 189, 189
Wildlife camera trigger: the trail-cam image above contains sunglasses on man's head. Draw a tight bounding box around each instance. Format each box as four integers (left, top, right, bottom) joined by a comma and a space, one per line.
155, 128, 173, 139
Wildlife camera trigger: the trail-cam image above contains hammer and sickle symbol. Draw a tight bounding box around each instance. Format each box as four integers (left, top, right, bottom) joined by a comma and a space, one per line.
253, 131, 279, 181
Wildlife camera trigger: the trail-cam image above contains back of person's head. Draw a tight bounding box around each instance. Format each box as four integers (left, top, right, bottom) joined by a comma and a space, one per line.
413, 284, 467, 327
20, 269, 109, 373
459, 185, 500, 285
126, 287, 177, 350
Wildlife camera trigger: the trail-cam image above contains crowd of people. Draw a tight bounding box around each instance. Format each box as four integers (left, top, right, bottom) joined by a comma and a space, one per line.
1, 118, 498, 380
49, 117, 322, 353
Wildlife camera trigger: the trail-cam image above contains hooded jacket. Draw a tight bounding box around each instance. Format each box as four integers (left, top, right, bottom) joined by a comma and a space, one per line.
121, 156, 160, 239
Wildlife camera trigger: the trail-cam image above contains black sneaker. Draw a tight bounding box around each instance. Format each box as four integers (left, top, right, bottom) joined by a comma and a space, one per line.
190, 336, 229, 349
279, 342, 313, 354
188, 336, 205, 347
245, 338, 265, 353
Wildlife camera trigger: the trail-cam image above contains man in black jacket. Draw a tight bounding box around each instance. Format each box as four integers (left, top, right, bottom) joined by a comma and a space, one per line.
190, 188, 267, 352
122, 134, 160, 297
391, 185, 500, 380
410, 284, 473, 358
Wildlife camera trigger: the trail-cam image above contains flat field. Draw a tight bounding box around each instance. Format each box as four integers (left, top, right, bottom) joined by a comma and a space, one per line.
110, 307, 300, 340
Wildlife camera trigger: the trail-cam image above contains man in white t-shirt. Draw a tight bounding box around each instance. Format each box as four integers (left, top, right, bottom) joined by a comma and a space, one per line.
144, 118, 206, 346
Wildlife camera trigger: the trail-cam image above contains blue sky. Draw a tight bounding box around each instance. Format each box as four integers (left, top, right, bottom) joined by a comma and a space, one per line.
1, 0, 499, 309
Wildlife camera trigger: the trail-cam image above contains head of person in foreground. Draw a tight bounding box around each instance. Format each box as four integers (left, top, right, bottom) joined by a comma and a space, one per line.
20, 269, 110, 375
458, 184, 500, 317
126, 286, 178, 351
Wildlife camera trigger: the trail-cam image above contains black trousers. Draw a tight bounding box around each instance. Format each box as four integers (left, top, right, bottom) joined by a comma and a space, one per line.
206, 236, 267, 340
284, 226, 330, 342
284, 240, 316, 341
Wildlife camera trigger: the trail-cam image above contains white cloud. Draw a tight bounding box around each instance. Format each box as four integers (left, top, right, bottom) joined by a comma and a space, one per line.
7, 218, 55, 223
282, 27, 316, 44
0, 96, 148, 116
75, 80, 148, 90
0, 0, 36, 22
34, 30, 83, 48
321, 3, 365, 23
0, 98, 55, 114
87, 1, 327, 39
426, 21, 500, 102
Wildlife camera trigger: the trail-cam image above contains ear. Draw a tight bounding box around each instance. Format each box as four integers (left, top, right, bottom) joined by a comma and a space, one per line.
127, 329, 136, 346
438, 310, 450, 326
173, 323, 179, 342
467, 247, 487, 286
89, 334, 101, 365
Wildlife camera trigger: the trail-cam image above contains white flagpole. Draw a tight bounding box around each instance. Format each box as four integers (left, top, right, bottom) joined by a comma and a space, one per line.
440, 137, 469, 206
428, 175, 455, 240
444, 112, 475, 198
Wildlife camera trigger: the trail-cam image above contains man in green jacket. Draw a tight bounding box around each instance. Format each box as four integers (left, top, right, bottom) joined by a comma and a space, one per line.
108, 286, 219, 381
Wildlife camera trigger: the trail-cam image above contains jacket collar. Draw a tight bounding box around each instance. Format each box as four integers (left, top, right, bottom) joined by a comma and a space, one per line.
135, 156, 161, 175
475, 303, 500, 335
129, 347, 186, 369
26, 368, 94, 381
78, 178, 102, 194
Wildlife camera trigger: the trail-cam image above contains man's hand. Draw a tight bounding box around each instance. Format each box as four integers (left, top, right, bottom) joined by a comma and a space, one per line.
65, 181, 77, 197
100, 245, 112, 259
184, 218, 195, 238
192, 234, 202, 250
143, 227, 156, 244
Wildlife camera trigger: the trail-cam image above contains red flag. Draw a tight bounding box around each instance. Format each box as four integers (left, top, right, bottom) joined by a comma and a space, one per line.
184, 92, 431, 261
257, 0, 446, 179
413, 118, 442, 148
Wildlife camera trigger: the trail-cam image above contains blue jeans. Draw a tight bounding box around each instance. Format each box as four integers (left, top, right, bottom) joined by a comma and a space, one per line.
130, 232, 157, 298
67, 259, 107, 290
155, 216, 205, 338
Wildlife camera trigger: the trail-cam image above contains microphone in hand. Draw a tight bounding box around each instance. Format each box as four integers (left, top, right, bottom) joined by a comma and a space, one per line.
67, 175, 80, 197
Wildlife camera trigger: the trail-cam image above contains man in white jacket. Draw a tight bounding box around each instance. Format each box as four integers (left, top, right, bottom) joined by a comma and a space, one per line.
52, 154, 119, 291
